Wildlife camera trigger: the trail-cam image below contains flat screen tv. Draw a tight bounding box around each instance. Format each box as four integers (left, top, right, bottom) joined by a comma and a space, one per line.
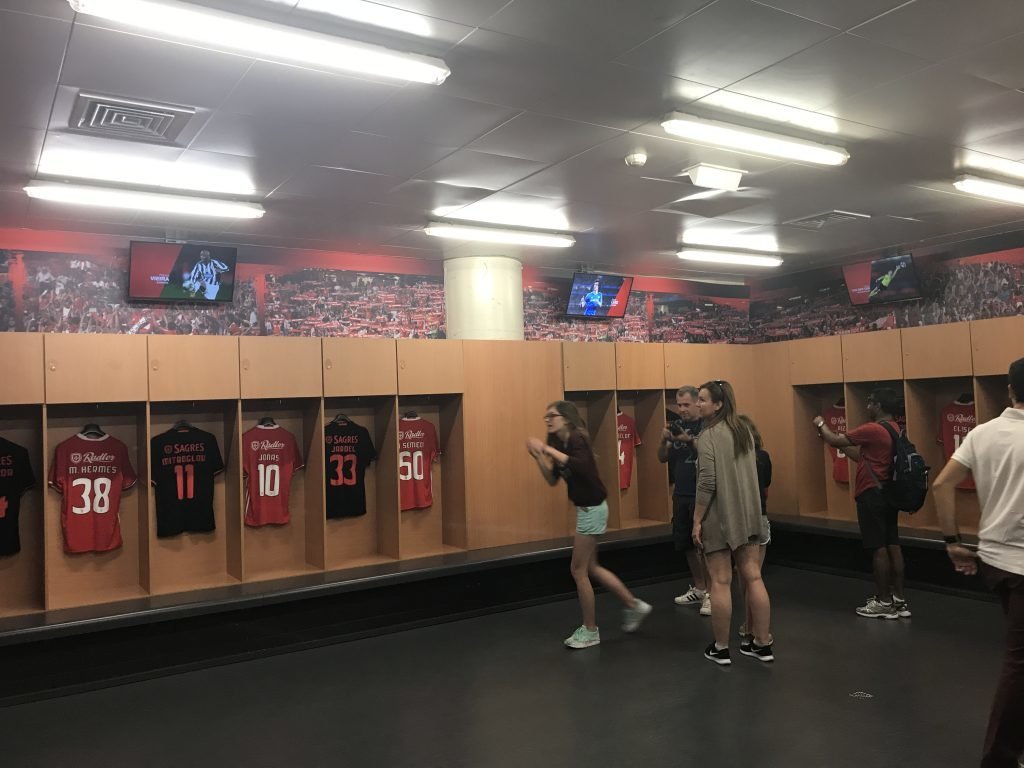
128, 242, 238, 303
843, 254, 920, 305
565, 272, 634, 318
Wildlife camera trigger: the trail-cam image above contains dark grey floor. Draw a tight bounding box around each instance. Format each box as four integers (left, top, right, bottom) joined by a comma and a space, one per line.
0, 566, 1004, 768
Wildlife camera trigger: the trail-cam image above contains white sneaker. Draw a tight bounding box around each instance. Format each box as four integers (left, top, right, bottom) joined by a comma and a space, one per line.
674, 586, 705, 606
564, 625, 600, 649
622, 599, 653, 632
699, 593, 712, 616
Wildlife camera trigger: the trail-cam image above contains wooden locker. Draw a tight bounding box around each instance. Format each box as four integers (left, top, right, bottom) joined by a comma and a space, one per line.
563, 342, 616, 391
901, 324, 973, 379
789, 337, 842, 385
970, 316, 1024, 376
842, 330, 903, 382
616, 343, 665, 390
239, 337, 322, 399
148, 336, 240, 401
323, 338, 398, 397
397, 339, 464, 395
0, 333, 45, 404
45, 334, 148, 404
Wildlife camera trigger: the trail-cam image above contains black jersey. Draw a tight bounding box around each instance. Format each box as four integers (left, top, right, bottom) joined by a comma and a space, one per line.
0, 437, 35, 556
150, 426, 225, 537
324, 420, 376, 518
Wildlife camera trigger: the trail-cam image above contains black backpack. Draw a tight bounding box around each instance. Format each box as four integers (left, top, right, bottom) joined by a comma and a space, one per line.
876, 421, 930, 513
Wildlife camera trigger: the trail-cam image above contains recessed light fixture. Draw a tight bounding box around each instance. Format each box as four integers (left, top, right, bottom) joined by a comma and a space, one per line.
67, 0, 451, 85
953, 175, 1024, 205
424, 222, 575, 248
661, 112, 849, 166
684, 163, 746, 191
25, 181, 265, 219
677, 249, 783, 267
681, 230, 778, 252
431, 203, 569, 231
296, 0, 433, 38
38, 148, 256, 196
698, 91, 840, 134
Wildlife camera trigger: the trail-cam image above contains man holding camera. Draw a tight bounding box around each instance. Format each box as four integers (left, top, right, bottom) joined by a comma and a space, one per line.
658, 385, 709, 613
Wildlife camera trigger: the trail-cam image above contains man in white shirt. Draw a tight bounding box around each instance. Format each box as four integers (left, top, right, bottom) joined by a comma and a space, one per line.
933, 356, 1024, 768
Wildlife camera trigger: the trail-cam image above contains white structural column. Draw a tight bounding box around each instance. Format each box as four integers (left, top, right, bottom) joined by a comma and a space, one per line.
443, 255, 524, 340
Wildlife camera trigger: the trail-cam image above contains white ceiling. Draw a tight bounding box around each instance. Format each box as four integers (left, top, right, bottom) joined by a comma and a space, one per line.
3, 0, 1024, 279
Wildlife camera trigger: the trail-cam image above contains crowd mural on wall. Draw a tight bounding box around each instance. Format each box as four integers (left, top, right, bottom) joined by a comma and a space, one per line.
0, 246, 1022, 341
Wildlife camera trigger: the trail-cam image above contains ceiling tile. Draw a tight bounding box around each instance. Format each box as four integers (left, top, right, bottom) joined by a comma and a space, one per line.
415, 149, 547, 190
617, 0, 836, 88
750, 0, 907, 30
0, 0, 74, 19
824, 65, 1024, 147
947, 31, 1024, 90
219, 61, 402, 126
272, 165, 402, 202
371, 179, 493, 211
320, 131, 456, 178
61, 24, 252, 110
730, 34, 929, 111
0, 11, 69, 131
355, 88, 519, 147
0, 127, 45, 175
468, 113, 621, 164
362, 0, 510, 27
850, 0, 1024, 61
963, 128, 1024, 161
482, 0, 713, 59
530, 64, 716, 131
175, 149, 296, 197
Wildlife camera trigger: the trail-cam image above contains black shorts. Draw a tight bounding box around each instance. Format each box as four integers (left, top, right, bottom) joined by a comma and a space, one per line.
672, 496, 697, 552
855, 488, 899, 550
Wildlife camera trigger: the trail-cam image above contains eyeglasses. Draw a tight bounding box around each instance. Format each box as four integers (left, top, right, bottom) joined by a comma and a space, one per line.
543, 412, 561, 420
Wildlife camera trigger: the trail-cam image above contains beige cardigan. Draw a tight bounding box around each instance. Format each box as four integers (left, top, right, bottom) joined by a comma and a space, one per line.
695, 420, 763, 552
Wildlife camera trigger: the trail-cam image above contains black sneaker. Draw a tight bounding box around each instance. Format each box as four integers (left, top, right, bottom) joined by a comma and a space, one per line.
704, 642, 731, 666
740, 640, 774, 663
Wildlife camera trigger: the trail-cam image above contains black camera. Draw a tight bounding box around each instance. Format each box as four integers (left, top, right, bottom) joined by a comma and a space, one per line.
668, 421, 686, 436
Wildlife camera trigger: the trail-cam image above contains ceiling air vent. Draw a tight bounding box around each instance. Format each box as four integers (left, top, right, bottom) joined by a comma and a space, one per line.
783, 209, 871, 231
68, 93, 196, 145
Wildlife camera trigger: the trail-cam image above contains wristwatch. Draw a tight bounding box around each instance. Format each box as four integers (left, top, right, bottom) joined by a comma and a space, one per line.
944, 535, 962, 545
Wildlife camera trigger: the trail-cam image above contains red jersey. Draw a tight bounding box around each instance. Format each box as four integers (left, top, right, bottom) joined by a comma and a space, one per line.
846, 420, 899, 499
616, 413, 641, 490
242, 425, 304, 526
822, 405, 849, 483
939, 401, 976, 491
399, 417, 439, 511
49, 433, 138, 553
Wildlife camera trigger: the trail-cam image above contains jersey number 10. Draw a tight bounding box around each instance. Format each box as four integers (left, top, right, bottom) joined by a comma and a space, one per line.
257, 464, 281, 497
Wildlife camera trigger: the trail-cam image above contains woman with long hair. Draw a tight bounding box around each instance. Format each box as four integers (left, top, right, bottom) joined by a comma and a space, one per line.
693, 382, 774, 665
527, 400, 652, 649
737, 414, 773, 650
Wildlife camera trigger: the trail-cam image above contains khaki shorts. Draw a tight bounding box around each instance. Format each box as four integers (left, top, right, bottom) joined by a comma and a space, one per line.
576, 500, 609, 535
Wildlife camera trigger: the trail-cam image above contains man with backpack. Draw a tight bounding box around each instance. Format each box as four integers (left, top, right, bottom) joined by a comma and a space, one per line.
814, 387, 911, 619
933, 357, 1024, 768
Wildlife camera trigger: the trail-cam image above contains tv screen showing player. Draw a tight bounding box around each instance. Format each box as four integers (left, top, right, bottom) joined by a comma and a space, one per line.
843, 254, 920, 305
128, 242, 238, 303
565, 272, 633, 318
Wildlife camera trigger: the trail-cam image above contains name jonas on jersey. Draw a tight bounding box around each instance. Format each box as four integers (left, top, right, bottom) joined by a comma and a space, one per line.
257, 453, 284, 462
251, 439, 286, 451
160, 453, 210, 467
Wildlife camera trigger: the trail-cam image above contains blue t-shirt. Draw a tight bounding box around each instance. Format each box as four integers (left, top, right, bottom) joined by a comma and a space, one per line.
668, 419, 702, 497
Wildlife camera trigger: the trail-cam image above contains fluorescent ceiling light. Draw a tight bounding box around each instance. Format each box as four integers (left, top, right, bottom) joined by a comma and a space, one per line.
25, 181, 265, 219
424, 222, 574, 248
953, 175, 1024, 205
39, 148, 256, 195
681, 230, 778, 252
677, 249, 783, 267
661, 112, 849, 166
685, 163, 745, 191
296, 0, 432, 37
432, 203, 569, 231
956, 151, 1024, 182
699, 91, 840, 134
68, 0, 450, 85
